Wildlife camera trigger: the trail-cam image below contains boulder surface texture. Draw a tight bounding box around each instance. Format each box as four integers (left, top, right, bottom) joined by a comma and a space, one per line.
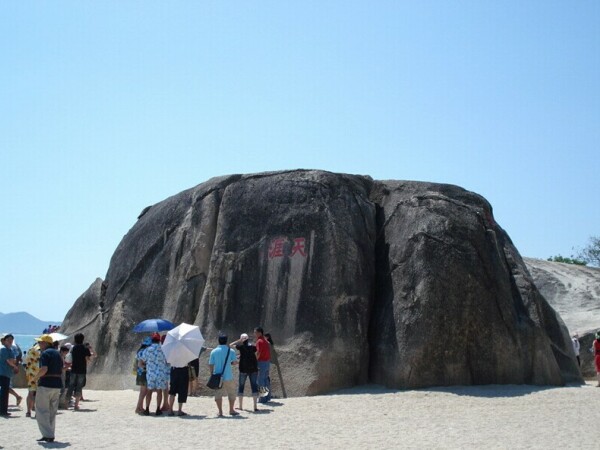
524, 257, 600, 377
61, 170, 582, 393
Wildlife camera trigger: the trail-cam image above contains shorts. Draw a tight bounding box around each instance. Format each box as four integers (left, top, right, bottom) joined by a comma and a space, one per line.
136, 371, 147, 387
214, 380, 236, 401
188, 359, 199, 381
69, 373, 87, 396
169, 367, 189, 403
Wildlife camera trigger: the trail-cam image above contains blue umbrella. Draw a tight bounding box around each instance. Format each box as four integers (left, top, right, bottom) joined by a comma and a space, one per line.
133, 318, 175, 333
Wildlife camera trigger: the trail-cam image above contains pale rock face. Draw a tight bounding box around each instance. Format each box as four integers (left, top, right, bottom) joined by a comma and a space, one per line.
524, 257, 600, 377
60, 170, 582, 393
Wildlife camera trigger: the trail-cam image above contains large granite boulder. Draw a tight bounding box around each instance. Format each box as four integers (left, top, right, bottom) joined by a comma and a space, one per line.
369, 181, 580, 387
61, 170, 582, 393
524, 258, 600, 335
523, 258, 600, 377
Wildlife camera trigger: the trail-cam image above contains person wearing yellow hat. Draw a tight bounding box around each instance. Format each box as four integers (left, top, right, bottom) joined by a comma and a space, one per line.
24, 339, 42, 417
33, 335, 62, 443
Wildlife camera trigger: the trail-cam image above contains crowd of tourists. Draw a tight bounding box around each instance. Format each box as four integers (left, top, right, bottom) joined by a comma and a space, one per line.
42, 324, 61, 334
0, 332, 94, 443
1, 324, 275, 443
4, 326, 600, 445
134, 326, 274, 417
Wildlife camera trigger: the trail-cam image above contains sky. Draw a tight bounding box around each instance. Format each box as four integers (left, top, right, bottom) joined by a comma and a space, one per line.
1, 1, 598, 321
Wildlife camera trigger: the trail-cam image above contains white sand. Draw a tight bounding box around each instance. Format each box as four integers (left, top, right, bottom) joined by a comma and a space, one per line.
7, 382, 600, 449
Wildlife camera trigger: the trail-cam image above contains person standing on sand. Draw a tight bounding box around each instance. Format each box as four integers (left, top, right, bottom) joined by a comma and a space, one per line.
572, 333, 581, 367
254, 327, 271, 403
8, 341, 24, 407
60, 343, 73, 408
167, 364, 189, 416
140, 332, 169, 415
65, 333, 92, 410
187, 357, 199, 396
58, 345, 70, 410
33, 335, 63, 443
134, 337, 151, 414
159, 334, 170, 412
0, 334, 19, 417
209, 334, 238, 416
24, 342, 41, 417
230, 333, 259, 411
593, 332, 600, 387
79, 342, 95, 402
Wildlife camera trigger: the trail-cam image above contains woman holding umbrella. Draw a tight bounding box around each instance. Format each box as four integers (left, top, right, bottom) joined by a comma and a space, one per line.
138, 333, 169, 415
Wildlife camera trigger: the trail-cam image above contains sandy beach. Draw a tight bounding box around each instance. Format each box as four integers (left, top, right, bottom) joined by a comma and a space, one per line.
5, 381, 600, 449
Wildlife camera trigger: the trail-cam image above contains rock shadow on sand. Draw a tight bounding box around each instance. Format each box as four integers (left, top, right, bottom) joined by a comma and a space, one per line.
419, 383, 588, 398
328, 383, 586, 399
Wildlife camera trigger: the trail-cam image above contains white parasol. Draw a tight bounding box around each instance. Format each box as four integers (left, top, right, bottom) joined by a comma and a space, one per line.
48, 332, 69, 342
161, 323, 205, 368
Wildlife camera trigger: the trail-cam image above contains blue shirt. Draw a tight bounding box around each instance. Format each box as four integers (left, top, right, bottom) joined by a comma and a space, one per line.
0, 346, 15, 378
209, 345, 237, 381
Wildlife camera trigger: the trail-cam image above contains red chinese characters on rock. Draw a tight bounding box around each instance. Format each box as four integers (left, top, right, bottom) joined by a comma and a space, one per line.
268, 237, 285, 258
290, 237, 307, 257
268, 237, 307, 259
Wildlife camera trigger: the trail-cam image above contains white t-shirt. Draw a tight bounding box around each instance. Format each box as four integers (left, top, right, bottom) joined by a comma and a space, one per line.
572, 338, 580, 356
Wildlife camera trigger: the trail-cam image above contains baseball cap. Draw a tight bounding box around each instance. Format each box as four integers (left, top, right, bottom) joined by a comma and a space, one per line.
35, 335, 54, 344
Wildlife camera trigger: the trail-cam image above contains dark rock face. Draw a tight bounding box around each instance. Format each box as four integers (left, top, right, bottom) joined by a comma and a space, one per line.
61, 170, 582, 393
577, 332, 598, 378
194, 173, 376, 394
369, 182, 580, 387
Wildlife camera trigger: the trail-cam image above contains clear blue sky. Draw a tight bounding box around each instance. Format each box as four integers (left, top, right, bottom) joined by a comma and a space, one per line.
1, 1, 598, 321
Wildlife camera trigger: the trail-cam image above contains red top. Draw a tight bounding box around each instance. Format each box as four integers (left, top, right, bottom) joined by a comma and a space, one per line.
256, 337, 271, 362
594, 340, 600, 356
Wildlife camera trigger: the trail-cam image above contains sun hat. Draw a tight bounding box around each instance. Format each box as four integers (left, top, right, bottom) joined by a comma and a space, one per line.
240, 333, 249, 342
35, 335, 54, 344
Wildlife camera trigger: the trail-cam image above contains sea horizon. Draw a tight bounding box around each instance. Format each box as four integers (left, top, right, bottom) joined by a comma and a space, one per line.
11, 334, 39, 351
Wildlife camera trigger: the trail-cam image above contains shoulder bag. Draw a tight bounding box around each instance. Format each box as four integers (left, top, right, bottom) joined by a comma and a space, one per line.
207, 348, 231, 390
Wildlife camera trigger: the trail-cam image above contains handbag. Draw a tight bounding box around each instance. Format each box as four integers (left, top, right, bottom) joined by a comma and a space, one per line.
206, 348, 231, 390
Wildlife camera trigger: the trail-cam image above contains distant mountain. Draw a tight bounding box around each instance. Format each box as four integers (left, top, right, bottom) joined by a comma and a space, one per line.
0, 312, 62, 335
